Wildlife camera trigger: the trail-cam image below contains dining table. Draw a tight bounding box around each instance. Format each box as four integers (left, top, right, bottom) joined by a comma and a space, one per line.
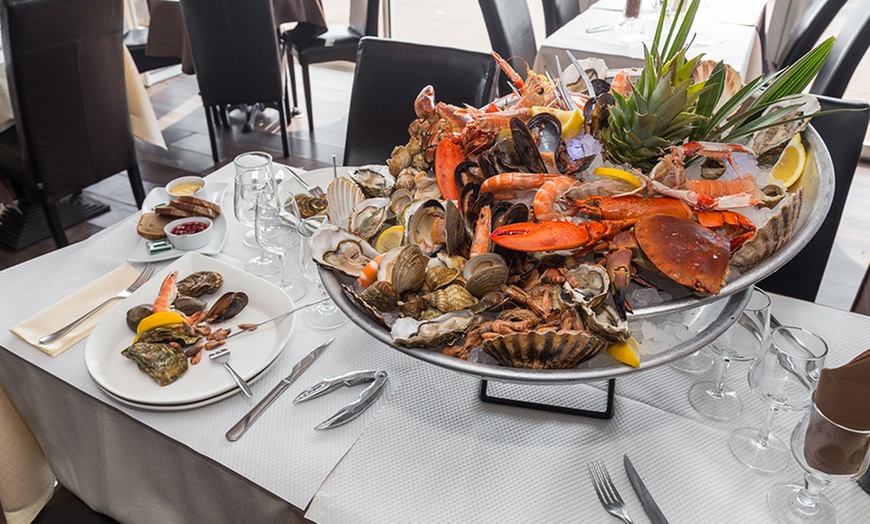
1, 161, 870, 523
535, 0, 767, 82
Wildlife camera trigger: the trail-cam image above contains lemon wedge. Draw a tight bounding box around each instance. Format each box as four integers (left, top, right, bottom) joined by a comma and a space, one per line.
134, 311, 186, 342
375, 225, 405, 253
607, 337, 641, 368
593, 166, 642, 188
770, 133, 806, 188
530, 107, 585, 138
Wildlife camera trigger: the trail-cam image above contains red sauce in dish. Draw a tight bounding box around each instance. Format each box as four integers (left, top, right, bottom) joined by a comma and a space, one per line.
171, 222, 209, 235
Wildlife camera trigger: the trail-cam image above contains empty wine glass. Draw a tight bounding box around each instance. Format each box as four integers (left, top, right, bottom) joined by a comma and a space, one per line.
234, 154, 281, 277
767, 394, 870, 523
688, 287, 771, 420
255, 190, 307, 302
729, 326, 828, 473
291, 206, 347, 330
670, 347, 715, 373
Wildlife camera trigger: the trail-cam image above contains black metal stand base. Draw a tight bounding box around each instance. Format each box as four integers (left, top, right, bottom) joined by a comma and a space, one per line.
478, 379, 616, 419
0, 194, 109, 250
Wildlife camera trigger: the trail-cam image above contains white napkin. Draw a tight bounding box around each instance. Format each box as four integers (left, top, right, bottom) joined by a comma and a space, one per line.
123, 47, 167, 150
10, 263, 143, 357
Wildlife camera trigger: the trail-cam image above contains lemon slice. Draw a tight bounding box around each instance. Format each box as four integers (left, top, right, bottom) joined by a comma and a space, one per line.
770, 133, 806, 188
593, 166, 642, 188
607, 337, 641, 368
530, 107, 585, 138
375, 225, 405, 253
134, 311, 186, 342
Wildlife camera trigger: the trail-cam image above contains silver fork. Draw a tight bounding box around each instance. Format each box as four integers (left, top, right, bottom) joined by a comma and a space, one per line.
286, 166, 325, 197
39, 263, 155, 344
209, 348, 253, 397
588, 460, 634, 523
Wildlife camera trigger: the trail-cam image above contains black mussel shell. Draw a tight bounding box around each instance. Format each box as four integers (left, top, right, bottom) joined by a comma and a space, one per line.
477, 151, 499, 178
489, 137, 524, 173
585, 93, 614, 136
126, 304, 154, 333
176, 271, 223, 297
204, 292, 249, 323
172, 295, 207, 316
509, 117, 547, 173
454, 161, 484, 189
489, 201, 513, 227
527, 113, 562, 154
459, 182, 481, 214
465, 191, 495, 238
591, 78, 611, 96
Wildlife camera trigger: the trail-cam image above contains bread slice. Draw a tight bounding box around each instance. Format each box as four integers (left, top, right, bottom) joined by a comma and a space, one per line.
154, 205, 194, 218
137, 212, 174, 240
177, 195, 222, 215
170, 200, 218, 218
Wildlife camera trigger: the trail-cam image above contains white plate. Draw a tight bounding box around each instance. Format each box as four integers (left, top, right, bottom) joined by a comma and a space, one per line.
85, 252, 295, 405
275, 165, 355, 198
128, 183, 229, 263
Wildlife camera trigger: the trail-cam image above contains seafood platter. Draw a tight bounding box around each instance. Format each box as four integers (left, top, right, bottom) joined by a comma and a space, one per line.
302, 32, 835, 381
85, 253, 295, 407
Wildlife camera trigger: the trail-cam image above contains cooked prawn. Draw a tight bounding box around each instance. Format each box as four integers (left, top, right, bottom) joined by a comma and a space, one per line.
469, 205, 492, 257
533, 176, 579, 221
153, 271, 178, 313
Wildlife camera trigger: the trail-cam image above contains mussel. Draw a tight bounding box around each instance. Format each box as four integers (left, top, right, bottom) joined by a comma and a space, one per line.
204, 292, 249, 323
126, 304, 154, 332
510, 117, 547, 173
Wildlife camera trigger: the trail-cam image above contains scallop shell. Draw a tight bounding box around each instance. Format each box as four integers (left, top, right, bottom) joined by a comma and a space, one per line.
482, 330, 607, 369
348, 165, 396, 198
390, 309, 474, 348
424, 284, 478, 313
308, 225, 379, 277
326, 176, 364, 229
731, 187, 803, 268
692, 60, 743, 113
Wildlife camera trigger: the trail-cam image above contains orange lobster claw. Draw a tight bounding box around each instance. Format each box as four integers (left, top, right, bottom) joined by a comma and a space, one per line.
435, 138, 463, 202
490, 220, 630, 253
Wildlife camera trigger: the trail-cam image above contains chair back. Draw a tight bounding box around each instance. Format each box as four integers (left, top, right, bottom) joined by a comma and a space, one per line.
542, 0, 581, 37
478, 0, 537, 93
810, 1, 870, 98
179, 0, 283, 106
343, 37, 499, 167
758, 96, 870, 301
773, 0, 847, 71
0, 0, 137, 202
349, 0, 380, 37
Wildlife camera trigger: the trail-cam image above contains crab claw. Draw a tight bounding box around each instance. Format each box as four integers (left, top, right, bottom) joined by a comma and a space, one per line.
490, 220, 630, 253
604, 231, 637, 320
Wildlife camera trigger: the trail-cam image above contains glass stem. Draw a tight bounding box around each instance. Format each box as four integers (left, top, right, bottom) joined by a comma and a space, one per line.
793, 473, 831, 516
754, 406, 779, 448
277, 252, 288, 287
710, 357, 731, 398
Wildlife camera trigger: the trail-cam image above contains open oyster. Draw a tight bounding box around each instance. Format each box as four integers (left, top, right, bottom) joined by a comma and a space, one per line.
309, 224, 379, 278
390, 309, 474, 348
348, 165, 396, 198
121, 342, 188, 386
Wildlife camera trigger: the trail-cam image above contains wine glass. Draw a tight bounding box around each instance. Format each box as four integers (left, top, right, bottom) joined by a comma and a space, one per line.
617, 0, 647, 43
254, 190, 308, 302
688, 287, 771, 420
670, 347, 715, 373
767, 394, 870, 523
729, 326, 828, 473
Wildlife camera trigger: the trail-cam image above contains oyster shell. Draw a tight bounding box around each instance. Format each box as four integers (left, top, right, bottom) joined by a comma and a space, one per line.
563, 263, 610, 308
482, 330, 606, 369
295, 194, 328, 218
424, 284, 478, 313
350, 197, 391, 241
732, 187, 803, 268
341, 283, 391, 329
121, 342, 188, 386
348, 165, 396, 198
390, 309, 474, 348
326, 176, 364, 229
137, 322, 202, 346
582, 304, 630, 342
746, 96, 819, 164
359, 280, 399, 312
176, 271, 223, 297
309, 225, 379, 277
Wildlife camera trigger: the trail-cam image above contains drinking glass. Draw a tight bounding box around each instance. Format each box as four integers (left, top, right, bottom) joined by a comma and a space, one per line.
670, 348, 715, 373
234, 154, 282, 277
688, 287, 771, 420
729, 326, 828, 473
617, 0, 646, 43
767, 395, 870, 523
234, 151, 275, 248
255, 190, 307, 301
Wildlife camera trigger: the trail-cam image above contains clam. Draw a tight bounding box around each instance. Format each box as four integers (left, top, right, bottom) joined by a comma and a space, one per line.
176, 271, 223, 297
309, 225, 379, 277
425, 266, 461, 290
582, 303, 630, 342
436, 252, 468, 273
424, 284, 478, 313
326, 176, 364, 229
404, 199, 446, 256
358, 280, 399, 313
204, 292, 249, 323
444, 199, 466, 255
563, 263, 609, 308
390, 309, 474, 348
378, 245, 428, 295
389, 189, 413, 218
348, 165, 396, 198
462, 253, 507, 279
465, 264, 509, 299
732, 187, 803, 268
350, 197, 391, 241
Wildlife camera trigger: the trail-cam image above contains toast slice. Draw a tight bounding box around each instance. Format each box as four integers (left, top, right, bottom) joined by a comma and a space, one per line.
170, 200, 218, 219
177, 195, 222, 215
137, 212, 174, 240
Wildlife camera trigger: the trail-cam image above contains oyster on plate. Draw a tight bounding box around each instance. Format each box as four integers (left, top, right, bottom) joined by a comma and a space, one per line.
176, 271, 223, 297
121, 342, 188, 386
136, 322, 201, 346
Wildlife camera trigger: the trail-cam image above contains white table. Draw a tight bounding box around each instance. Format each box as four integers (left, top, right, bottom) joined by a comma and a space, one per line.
2, 163, 870, 523
535, 0, 766, 82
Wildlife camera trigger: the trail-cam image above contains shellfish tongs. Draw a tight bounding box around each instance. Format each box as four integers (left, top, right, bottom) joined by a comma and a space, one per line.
294, 370, 388, 430
38, 263, 155, 344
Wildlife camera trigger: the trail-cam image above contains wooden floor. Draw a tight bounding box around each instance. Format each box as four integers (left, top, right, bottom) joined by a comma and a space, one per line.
0, 62, 868, 312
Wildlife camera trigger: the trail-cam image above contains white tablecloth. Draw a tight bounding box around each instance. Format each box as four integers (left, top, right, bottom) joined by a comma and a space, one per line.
2, 163, 870, 522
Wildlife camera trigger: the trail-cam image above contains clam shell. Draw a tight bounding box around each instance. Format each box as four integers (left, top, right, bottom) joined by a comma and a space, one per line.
462, 253, 507, 280
404, 199, 446, 256
309, 225, 379, 277
464, 264, 509, 298
425, 266, 461, 290
482, 330, 607, 369
389, 245, 428, 295
732, 187, 803, 268
391, 309, 474, 348
389, 189, 414, 219
424, 284, 478, 313
326, 176, 364, 229
444, 199, 466, 255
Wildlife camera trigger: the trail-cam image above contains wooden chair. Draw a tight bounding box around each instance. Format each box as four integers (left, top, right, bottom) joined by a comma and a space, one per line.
343, 38, 499, 167
179, 0, 289, 163
542, 0, 581, 37
757, 96, 870, 301
282, 0, 380, 132
810, 0, 870, 98
478, 0, 537, 95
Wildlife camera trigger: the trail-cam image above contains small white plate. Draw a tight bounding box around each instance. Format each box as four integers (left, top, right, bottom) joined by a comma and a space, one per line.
85, 252, 295, 405
275, 165, 353, 198
127, 183, 229, 263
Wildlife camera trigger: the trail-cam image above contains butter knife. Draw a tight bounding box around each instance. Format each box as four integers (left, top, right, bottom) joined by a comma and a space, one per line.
623, 454, 669, 524
225, 338, 334, 441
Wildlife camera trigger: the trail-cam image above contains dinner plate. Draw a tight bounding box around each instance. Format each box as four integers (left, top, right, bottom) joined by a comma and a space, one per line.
275, 165, 351, 198
85, 252, 296, 405
127, 183, 229, 263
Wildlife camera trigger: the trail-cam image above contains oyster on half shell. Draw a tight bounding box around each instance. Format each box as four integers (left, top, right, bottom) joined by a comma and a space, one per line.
391, 309, 474, 348
309, 225, 379, 277
348, 165, 396, 198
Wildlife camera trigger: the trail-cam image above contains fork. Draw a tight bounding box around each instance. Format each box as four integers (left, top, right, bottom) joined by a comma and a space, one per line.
286, 166, 325, 197
38, 263, 155, 344
588, 460, 634, 523
209, 348, 253, 397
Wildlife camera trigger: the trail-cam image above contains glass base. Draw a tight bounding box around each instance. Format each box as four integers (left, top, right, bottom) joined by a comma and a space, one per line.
688, 381, 742, 420
671, 349, 715, 373
304, 304, 347, 330
245, 254, 281, 277
729, 426, 790, 473
767, 483, 837, 523
280, 278, 308, 302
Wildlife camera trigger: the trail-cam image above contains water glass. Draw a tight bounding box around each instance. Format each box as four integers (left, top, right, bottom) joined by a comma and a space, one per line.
255, 190, 307, 301
767, 395, 870, 522
729, 326, 828, 473
234, 152, 275, 247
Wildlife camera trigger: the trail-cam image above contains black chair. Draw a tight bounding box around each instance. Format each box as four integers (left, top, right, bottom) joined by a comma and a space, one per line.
343, 37, 499, 167
282, 0, 380, 132
852, 263, 870, 315
758, 96, 870, 302
542, 0, 581, 37
123, 0, 182, 74
810, 0, 870, 98
478, 0, 538, 95
772, 0, 847, 71
179, 0, 289, 163
0, 0, 146, 248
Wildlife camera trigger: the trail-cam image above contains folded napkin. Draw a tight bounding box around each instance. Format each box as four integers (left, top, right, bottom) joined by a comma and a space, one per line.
10, 264, 143, 357
123, 47, 167, 150
804, 349, 870, 475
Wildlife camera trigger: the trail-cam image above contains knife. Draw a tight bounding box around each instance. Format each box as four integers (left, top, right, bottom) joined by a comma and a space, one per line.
623, 454, 669, 524
225, 338, 334, 441
224, 299, 329, 341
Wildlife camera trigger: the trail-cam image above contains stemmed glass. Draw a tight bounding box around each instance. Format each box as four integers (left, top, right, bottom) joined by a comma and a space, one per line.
729, 326, 828, 473
670, 348, 715, 374
767, 395, 870, 523
254, 190, 308, 302
688, 287, 771, 420
234, 152, 280, 277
